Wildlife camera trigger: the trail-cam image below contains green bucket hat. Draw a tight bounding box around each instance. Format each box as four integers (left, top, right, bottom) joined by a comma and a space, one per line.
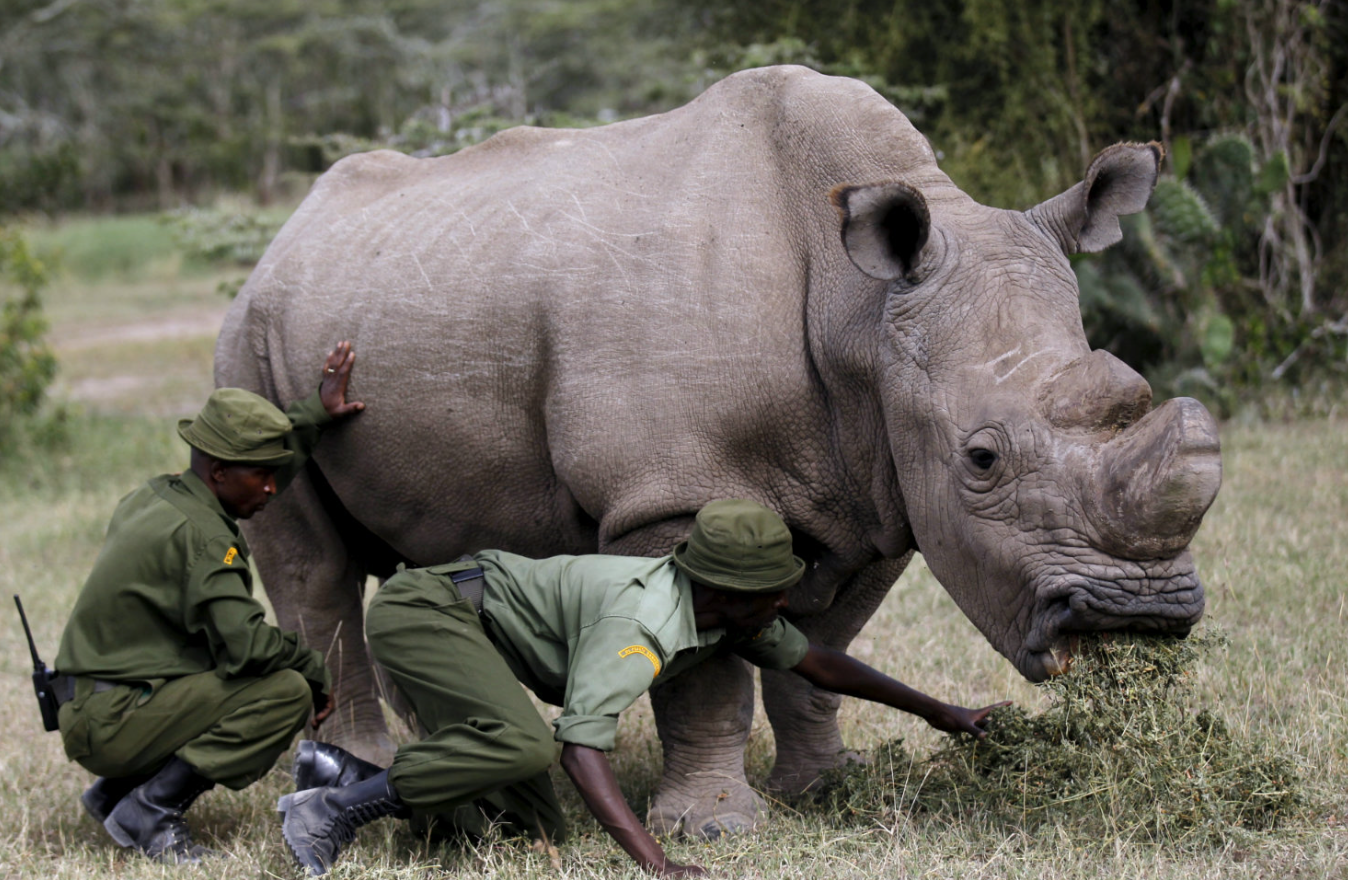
672, 499, 805, 593
177, 388, 295, 466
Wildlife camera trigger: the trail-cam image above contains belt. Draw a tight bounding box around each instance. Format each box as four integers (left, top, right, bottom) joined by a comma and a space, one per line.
449, 557, 486, 615
51, 675, 125, 706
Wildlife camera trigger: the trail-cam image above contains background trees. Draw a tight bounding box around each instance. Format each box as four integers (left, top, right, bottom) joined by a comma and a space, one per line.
1, 0, 1344, 407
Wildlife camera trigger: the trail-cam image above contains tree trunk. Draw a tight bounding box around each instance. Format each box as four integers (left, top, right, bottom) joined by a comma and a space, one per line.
257, 80, 283, 206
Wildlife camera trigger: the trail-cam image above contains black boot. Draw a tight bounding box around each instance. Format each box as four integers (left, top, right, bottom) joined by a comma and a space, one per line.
280, 770, 408, 876
81, 774, 151, 824
103, 756, 218, 863
291, 740, 383, 791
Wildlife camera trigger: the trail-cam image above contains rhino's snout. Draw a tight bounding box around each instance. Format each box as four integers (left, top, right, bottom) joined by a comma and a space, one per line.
1085, 397, 1222, 560
1023, 570, 1204, 681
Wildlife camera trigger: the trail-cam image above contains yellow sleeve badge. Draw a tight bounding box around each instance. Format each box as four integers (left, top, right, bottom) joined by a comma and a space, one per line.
618, 645, 661, 677
223, 547, 238, 566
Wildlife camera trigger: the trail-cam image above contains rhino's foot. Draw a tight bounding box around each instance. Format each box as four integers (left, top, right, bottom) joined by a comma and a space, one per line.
767, 748, 865, 798
331, 731, 396, 768
312, 714, 398, 768
647, 775, 764, 840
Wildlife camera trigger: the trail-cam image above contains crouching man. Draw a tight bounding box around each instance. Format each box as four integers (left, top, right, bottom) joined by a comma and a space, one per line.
280, 498, 1008, 876
53, 342, 365, 863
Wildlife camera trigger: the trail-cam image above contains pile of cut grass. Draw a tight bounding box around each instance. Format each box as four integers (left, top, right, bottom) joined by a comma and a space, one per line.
818, 632, 1304, 846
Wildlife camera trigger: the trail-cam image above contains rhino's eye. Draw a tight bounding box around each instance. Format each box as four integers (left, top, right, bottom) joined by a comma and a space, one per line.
969, 448, 998, 470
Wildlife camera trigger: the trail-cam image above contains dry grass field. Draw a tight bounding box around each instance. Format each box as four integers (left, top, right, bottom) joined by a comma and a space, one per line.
1, 224, 1345, 878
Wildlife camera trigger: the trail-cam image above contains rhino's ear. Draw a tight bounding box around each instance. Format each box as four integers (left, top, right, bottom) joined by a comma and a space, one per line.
830, 182, 931, 282
1026, 142, 1163, 254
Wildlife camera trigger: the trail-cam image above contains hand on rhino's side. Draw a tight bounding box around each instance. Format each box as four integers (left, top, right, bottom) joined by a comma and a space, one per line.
311, 691, 336, 730
318, 340, 366, 420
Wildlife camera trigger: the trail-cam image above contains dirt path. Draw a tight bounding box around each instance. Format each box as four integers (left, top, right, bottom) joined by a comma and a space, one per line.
48, 304, 229, 417
50, 305, 230, 351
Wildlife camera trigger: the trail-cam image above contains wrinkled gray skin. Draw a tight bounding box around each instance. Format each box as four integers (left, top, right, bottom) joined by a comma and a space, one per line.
215, 66, 1221, 839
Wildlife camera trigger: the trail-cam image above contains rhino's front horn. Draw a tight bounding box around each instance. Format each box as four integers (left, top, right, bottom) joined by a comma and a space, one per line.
1086, 397, 1222, 559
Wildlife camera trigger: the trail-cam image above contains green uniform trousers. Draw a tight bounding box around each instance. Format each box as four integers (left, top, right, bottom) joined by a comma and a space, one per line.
58, 668, 312, 790
366, 571, 566, 842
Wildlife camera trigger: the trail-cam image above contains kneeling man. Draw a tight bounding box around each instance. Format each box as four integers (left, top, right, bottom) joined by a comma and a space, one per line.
54, 343, 365, 863
281, 499, 1006, 876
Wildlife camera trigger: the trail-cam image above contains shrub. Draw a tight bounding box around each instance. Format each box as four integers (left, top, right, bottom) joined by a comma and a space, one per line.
164, 208, 289, 298
0, 226, 58, 440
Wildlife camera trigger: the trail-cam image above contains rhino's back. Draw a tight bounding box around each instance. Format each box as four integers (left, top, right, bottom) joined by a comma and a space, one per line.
216, 65, 945, 559
239, 68, 934, 311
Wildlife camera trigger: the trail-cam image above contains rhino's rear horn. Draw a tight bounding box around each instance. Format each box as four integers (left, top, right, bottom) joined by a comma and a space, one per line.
1041, 350, 1152, 431
831, 182, 931, 282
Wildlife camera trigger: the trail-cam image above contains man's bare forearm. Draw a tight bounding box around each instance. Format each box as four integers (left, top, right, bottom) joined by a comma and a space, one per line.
560, 743, 704, 876
791, 644, 1007, 737
792, 644, 946, 717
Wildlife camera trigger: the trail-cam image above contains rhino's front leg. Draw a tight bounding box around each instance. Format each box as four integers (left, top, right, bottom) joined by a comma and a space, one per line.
600, 517, 760, 839
761, 554, 911, 795
647, 652, 758, 839
246, 468, 395, 765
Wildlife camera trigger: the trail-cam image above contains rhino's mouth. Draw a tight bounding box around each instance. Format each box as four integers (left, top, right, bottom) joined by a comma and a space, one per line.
1028, 643, 1074, 680
1019, 568, 1203, 682
1022, 598, 1081, 682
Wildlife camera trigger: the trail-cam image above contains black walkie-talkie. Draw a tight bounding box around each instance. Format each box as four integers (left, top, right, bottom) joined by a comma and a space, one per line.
13, 595, 61, 732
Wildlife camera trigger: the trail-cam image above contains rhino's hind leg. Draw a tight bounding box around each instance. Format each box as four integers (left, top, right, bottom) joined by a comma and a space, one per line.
647, 654, 759, 839
760, 554, 911, 796
244, 466, 396, 765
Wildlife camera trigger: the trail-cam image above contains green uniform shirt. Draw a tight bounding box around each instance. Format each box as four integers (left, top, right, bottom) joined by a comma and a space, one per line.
475, 550, 810, 752
55, 391, 334, 695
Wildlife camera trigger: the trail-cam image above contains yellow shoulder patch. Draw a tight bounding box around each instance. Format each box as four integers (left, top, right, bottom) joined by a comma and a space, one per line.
223, 547, 238, 566
618, 645, 661, 677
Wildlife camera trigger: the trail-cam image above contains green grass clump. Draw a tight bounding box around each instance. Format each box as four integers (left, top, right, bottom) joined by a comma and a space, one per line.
820, 632, 1304, 847
24, 214, 187, 281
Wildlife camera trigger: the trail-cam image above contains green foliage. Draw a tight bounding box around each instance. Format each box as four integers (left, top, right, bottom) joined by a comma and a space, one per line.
818, 633, 1304, 846
1170, 135, 1194, 182
0, 142, 83, 215
165, 207, 290, 297
1190, 136, 1257, 228
2, 0, 1345, 394
25, 215, 183, 281
1198, 309, 1237, 367
1072, 132, 1346, 413
1151, 179, 1220, 245
690, 0, 1348, 392
166, 210, 282, 267
693, 36, 950, 126
0, 0, 706, 210
292, 106, 545, 169
0, 227, 58, 440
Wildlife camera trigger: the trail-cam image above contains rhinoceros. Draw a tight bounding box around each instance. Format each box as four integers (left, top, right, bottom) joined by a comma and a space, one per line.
215, 64, 1221, 838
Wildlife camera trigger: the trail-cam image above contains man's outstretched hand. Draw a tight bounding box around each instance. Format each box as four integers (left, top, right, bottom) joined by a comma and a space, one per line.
319, 340, 366, 419
928, 700, 1012, 739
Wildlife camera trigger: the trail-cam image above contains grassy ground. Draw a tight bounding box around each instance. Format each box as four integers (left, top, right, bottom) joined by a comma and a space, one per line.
1, 214, 1345, 877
